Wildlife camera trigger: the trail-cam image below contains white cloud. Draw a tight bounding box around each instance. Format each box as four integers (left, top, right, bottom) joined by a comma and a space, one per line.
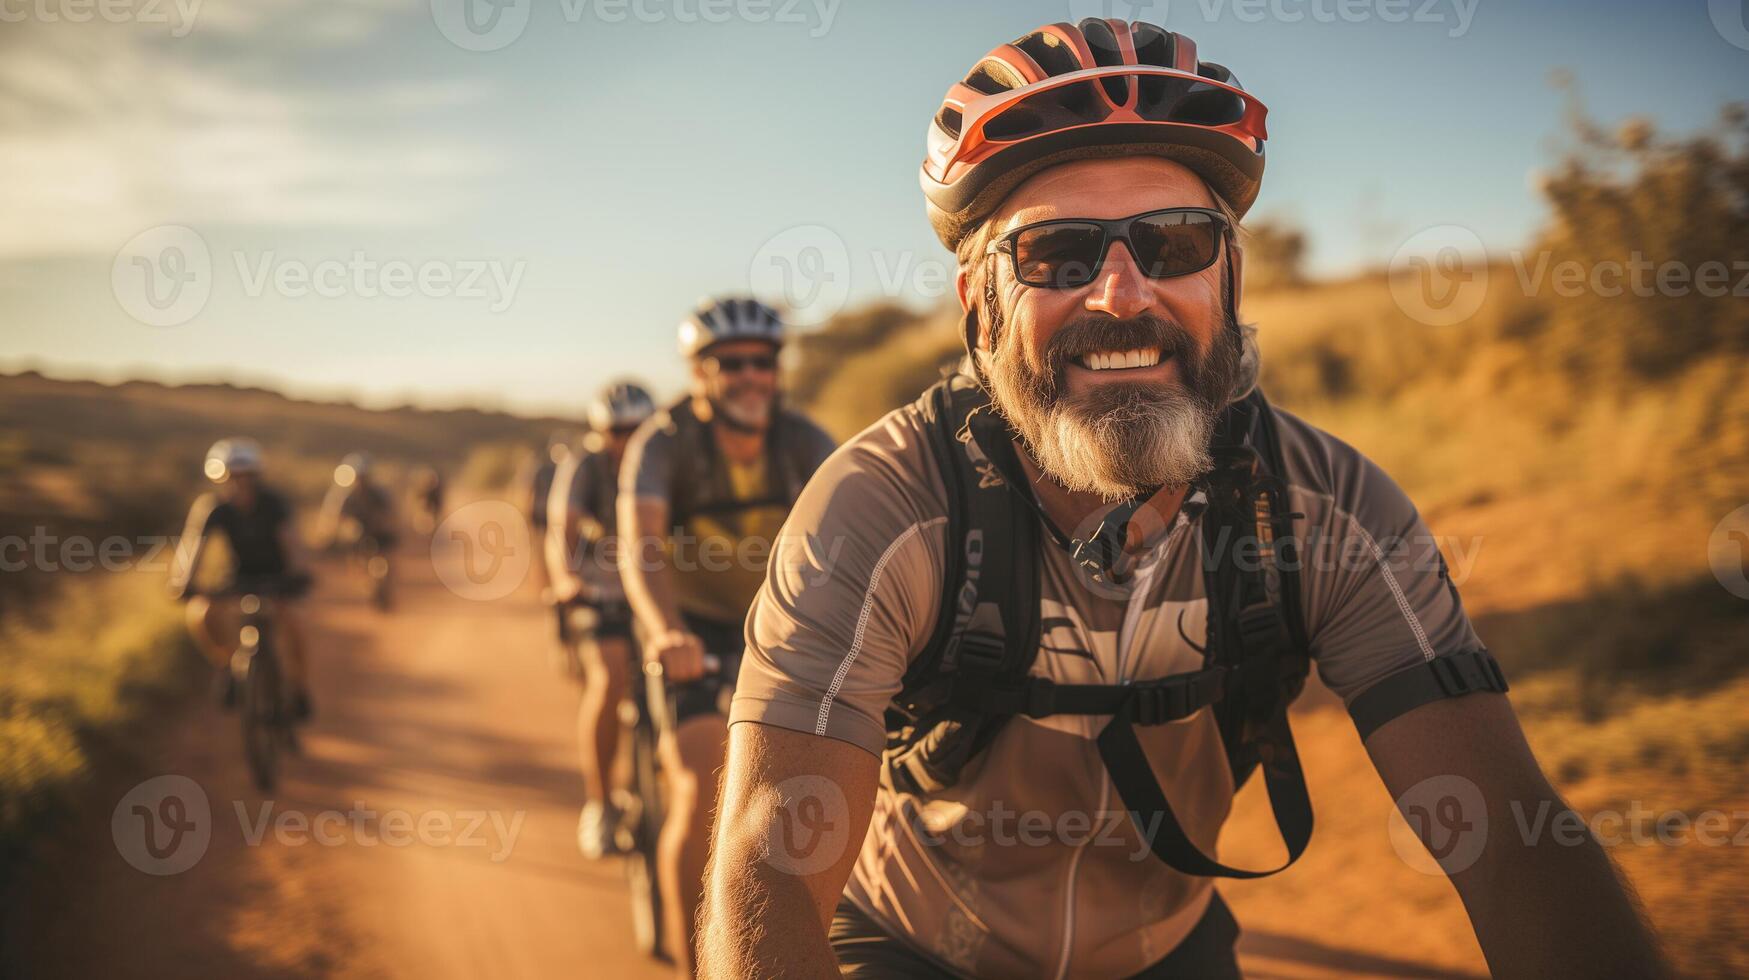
0, 5, 501, 259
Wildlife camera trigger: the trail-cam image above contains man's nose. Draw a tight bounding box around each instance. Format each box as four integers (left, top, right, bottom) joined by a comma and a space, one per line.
1084, 241, 1154, 321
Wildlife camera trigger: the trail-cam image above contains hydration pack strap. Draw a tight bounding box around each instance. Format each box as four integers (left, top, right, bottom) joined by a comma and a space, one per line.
956, 665, 1230, 723
1097, 687, 1314, 878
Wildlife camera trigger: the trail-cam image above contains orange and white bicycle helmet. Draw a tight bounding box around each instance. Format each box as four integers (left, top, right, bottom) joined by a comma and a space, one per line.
921, 19, 1268, 251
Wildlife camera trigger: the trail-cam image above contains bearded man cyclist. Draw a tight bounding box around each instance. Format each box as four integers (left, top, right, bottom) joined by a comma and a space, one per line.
170, 438, 316, 719
618, 297, 836, 977
546, 380, 658, 859
699, 20, 1664, 980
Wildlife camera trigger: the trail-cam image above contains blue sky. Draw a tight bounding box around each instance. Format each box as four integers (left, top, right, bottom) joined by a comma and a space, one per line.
1, 0, 1743, 413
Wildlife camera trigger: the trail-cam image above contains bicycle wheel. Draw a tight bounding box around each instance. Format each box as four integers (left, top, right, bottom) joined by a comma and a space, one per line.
241, 646, 281, 792
625, 705, 667, 962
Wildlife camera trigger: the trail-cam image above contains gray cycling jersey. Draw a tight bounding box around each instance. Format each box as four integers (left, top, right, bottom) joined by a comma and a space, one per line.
731, 400, 1481, 979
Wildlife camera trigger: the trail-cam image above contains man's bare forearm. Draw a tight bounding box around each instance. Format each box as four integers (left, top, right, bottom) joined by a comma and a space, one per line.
618, 498, 687, 639
699, 723, 879, 979
1369, 694, 1666, 979
698, 836, 840, 978
1453, 792, 1665, 978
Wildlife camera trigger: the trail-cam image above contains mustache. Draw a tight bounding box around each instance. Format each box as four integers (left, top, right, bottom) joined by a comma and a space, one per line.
1030, 313, 1199, 391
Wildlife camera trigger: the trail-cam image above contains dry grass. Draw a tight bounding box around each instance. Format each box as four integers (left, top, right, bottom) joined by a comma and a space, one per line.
0, 571, 200, 860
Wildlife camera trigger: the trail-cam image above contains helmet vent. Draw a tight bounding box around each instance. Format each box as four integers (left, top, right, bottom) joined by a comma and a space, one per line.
963, 63, 1011, 96
1079, 19, 1132, 105
935, 106, 963, 140
1013, 30, 1080, 78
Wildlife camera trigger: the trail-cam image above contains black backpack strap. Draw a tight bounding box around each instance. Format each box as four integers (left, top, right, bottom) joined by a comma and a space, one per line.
885, 378, 1043, 794
1095, 391, 1316, 879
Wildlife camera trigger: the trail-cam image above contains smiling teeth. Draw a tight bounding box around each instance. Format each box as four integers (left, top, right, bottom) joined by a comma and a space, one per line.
1079, 348, 1162, 371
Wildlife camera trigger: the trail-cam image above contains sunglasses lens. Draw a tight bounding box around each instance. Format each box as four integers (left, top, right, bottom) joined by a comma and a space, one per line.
1130, 211, 1223, 278
714, 354, 777, 374
1011, 223, 1106, 287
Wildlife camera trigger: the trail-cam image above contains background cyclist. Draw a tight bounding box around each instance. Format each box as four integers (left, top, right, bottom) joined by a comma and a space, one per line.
169, 438, 316, 720
546, 380, 658, 859
617, 297, 835, 977
317, 451, 400, 606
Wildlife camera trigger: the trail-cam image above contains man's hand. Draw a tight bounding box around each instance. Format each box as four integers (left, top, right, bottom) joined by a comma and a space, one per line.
648, 629, 709, 682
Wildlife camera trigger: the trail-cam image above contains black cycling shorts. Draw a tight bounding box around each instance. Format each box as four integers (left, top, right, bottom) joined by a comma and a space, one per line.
558, 598, 635, 645
830, 892, 1240, 979
651, 613, 743, 732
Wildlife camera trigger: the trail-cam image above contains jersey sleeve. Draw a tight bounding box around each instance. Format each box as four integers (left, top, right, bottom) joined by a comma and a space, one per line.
1280, 413, 1495, 739
168, 493, 221, 591
622, 419, 675, 504
731, 420, 946, 758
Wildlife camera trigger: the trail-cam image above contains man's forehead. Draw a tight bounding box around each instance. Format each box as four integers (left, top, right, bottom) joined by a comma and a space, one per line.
991, 157, 1217, 230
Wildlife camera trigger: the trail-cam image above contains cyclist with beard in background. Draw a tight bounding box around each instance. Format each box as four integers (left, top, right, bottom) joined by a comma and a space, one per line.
618, 297, 836, 977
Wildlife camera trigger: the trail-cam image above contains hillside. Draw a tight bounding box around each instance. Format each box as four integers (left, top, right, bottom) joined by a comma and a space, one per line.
0, 370, 565, 610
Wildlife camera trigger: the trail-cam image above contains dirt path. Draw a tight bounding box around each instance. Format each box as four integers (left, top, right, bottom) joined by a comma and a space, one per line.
11, 520, 668, 980
10, 509, 1491, 980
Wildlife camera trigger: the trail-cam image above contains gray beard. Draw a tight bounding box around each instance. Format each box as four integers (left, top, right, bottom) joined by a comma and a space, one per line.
983, 312, 1243, 502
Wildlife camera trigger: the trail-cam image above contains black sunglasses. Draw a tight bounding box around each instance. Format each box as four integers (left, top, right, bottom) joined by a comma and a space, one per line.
987, 207, 1230, 289
708, 352, 778, 374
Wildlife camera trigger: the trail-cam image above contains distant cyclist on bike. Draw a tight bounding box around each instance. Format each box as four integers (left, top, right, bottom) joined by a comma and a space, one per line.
318, 452, 399, 607
546, 380, 657, 859
524, 431, 571, 603
412, 465, 446, 535
618, 297, 836, 977
700, 20, 1664, 979
170, 438, 316, 719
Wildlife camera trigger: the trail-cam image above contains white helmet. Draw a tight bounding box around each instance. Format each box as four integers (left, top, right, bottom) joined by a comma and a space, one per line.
335, 451, 371, 487
588, 380, 657, 432
677, 296, 784, 360
204, 438, 263, 483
